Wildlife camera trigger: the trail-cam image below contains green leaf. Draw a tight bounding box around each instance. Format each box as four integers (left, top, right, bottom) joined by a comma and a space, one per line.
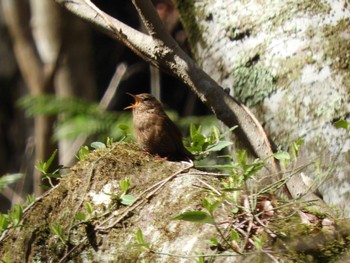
75, 213, 87, 221
119, 177, 131, 193
46, 149, 57, 171
273, 151, 290, 160
243, 160, 264, 179
85, 202, 94, 214
290, 138, 304, 158
9, 205, 23, 227
35, 150, 57, 174
202, 198, 221, 215
118, 124, 129, 131
197, 256, 205, 263
49, 223, 67, 245
0, 173, 22, 191
334, 119, 350, 130
34, 160, 45, 174
236, 150, 247, 166
253, 236, 264, 251
126, 243, 150, 248
230, 229, 240, 241
76, 146, 89, 161
0, 213, 9, 232
24, 194, 35, 207
211, 126, 221, 141
220, 126, 238, 138
206, 141, 233, 152
134, 228, 149, 248
173, 211, 215, 224
195, 164, 235, 169
106, 137, 114, 147
91, 141, 106, 149
120, 195, 136, 206
207, 237, 219, 246
190, 124, 201, 138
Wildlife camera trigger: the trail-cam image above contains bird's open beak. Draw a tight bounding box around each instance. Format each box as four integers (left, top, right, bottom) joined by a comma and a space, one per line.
124, 93, 141, 109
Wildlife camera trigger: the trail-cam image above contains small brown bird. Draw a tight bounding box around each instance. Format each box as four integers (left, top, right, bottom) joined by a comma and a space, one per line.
125, 93, 194, 161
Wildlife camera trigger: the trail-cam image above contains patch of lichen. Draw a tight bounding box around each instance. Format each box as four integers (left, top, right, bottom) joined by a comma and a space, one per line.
232, 62, 277, 107
174, 0, 206, 59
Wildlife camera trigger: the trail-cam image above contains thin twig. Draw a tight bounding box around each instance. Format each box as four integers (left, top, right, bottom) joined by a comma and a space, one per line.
99, 63, 127, 110
196, 178, 222, 196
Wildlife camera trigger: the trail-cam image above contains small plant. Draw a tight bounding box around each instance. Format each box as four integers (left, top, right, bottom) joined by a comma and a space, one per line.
76, 146, 90, 161
8, 205, 23, 228
118, 177, 136, 206
174, 126, 299, 255
0, 194, 36, 235
49, 223, 67, 246
0, 204, 25, 234
106, 137, 114, 147
75, 202, 94, 222
128, 228, 150, 250
35, 150, 63, 188
0, 213, 9, 233
186, 125, 237, 159
97, 177, 136, 208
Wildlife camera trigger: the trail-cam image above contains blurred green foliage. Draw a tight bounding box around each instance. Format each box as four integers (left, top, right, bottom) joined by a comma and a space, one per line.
18, 94, 218, 143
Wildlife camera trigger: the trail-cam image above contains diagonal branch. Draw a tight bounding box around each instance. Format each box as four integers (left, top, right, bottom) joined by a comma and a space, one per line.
54, 0, 281, 179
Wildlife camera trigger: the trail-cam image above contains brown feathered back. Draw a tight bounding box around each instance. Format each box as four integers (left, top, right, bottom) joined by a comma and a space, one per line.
125, 93, 194, 161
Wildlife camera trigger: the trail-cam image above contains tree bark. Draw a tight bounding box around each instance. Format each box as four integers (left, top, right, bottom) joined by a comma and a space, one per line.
175, 0, 350, 215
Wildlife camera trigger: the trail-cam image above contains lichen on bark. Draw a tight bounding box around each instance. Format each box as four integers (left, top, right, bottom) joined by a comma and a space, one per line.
174, 0, 350, 216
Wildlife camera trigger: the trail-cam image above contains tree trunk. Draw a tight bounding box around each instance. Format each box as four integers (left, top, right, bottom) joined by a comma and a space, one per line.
175, 0, 350, 216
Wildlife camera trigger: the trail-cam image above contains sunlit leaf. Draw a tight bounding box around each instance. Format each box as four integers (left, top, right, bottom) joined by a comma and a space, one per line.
91, 141, 106, 149
334, 119, 350, 130
206, 141, 233, 152
273, 151, 290, 160
120, 195, 136, 206
173, 211, 215, 224
230, 229, 240, 241
85, 202, 94, 214
75, 213, 87, 221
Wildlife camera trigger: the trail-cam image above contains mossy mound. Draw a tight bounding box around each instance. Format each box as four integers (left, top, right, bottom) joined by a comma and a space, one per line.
0, 142, 350, 262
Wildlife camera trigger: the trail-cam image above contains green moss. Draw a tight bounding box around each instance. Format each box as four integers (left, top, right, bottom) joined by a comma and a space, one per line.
174, 0, 206, 58
0, 142, 184, 262
323, 18, 350, 73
